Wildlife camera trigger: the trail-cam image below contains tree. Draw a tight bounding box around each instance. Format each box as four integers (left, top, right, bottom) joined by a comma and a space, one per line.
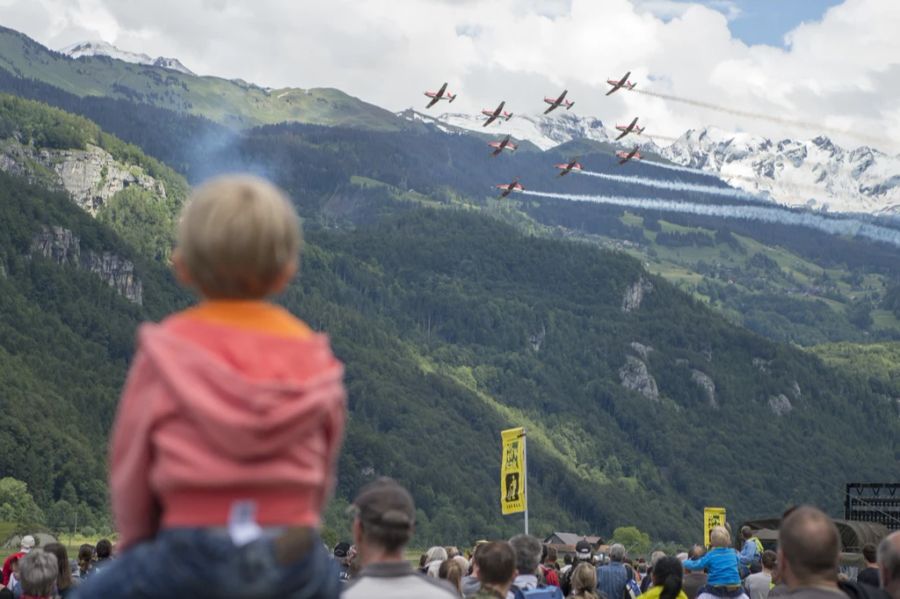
0, 477, 45, 528
611, 526, 652, 557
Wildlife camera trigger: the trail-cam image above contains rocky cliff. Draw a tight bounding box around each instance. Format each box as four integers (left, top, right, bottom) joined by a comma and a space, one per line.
0, 139, 166, 215
30, 225, 143, 304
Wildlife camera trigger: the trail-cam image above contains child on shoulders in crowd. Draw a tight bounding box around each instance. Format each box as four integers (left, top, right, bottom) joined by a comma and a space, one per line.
683, 526, 748, 599
76, 175, 347, 599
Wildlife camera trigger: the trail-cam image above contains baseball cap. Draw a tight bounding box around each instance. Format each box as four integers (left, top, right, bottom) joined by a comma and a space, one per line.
575, 540, 592, 560
20, 535, 35, 552
352, 477, 415, 530
333, 541, 351, 558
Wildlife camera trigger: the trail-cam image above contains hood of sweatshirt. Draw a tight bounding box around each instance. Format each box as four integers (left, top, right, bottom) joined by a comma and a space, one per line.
137, 323, 345, 461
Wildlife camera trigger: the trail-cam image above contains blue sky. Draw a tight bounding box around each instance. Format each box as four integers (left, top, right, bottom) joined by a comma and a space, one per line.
683, 0, 846, 46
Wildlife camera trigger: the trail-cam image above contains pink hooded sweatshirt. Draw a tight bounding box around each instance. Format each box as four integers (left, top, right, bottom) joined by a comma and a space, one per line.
109, 301, 347, 551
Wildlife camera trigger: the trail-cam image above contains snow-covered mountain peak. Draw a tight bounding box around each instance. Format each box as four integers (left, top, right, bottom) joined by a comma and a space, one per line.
60, 41, 194, 75
420, 110, 609, 150
662, 127, 900, 214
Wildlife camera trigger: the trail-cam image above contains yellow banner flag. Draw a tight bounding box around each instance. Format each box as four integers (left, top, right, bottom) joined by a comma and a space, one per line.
704, 506, 727, 547
501, 427, 527, 515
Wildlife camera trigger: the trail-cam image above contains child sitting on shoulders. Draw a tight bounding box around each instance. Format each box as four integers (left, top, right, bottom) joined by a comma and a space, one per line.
76, 175, 347, 599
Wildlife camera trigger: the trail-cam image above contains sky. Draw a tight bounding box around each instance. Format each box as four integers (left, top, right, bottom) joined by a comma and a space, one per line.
0, 0, 897, 152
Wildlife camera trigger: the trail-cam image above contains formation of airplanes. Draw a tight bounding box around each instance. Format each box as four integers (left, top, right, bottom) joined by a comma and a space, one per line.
421, 72, 648, 197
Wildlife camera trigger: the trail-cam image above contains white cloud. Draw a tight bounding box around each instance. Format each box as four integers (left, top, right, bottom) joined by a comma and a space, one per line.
0, 0, 897, 152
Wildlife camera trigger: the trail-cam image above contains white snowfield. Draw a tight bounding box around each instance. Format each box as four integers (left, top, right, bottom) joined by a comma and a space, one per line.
60, 41, 195, 76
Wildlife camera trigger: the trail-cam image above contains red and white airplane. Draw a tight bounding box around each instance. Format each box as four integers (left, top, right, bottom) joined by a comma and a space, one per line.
424, 82, 457, 108
554, 158, 583, 176
616, 147, 642, 164
543, 89, 575, 114
606, 71, 637, 96
482, 101, 513, 127
495, 178, 524, 198
488, 135, 518, 156
615, 117, 645, 140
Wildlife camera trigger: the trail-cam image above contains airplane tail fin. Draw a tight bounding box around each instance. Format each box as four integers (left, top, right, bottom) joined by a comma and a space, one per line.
449, 94, 457, 103
567, 102, 574, 110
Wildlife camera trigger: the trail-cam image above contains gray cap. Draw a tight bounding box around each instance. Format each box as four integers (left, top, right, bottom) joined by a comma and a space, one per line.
353, 477, 415, 530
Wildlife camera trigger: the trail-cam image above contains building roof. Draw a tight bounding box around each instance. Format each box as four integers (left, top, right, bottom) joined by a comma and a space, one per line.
545, 532, 604, 546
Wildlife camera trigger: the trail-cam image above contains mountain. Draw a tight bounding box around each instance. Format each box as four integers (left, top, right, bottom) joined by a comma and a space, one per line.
60, 41, 195, 75
0, 26, 404, 130
421, 108, 614, 150
662, 127, 900, 215
2, 93, 897, 548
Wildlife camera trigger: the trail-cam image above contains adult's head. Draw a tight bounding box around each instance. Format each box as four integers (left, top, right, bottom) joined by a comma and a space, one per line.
439, 558, 464, 594
575, 540, 593, 563
426, 546, 449, 565
95, 539, 112, 560
652, 556, 685, 599
863, 543, 878, 567
77, 544, 93, 569
545, 545, 558, 565
509, 534, 542, 576
476, 541, 517, 594
571, 562, 598, 594
777, 505, 840, 589
878, 531, 900, 597
447, 546, 460, 559
18, 549, 58, 598
609, 543, 626, 563
350, 477, 416, 564
650, 551, 667, 569
741, 526, 753, 541
760, 550, 777, 573
710, 526, 731, 549
42, 543, 72, 591
19, 535, 35, 554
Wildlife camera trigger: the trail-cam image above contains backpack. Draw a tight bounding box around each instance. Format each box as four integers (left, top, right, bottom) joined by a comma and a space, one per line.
625, 577, 643, 599
511, 582, 565, 599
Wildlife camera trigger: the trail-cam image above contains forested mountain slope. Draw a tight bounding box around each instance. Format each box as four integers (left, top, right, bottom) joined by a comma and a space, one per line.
0, 66, 897, 547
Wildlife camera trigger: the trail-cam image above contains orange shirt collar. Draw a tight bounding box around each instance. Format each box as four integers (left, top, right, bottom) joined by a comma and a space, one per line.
180, 300, 312, 339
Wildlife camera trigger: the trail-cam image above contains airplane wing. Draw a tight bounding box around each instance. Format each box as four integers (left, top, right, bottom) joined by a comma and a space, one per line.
437, 82, 448, 96
483, 115, 497, 127
426, 97, 440, 109
615, 129, 628, 141
492, 147, 502, 156
605, 84, 620, 96
543, 104, 557, 115
496, 101, 505, 115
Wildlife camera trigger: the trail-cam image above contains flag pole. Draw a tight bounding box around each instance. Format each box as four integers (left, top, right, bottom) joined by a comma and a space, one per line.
523, 428, 529, 535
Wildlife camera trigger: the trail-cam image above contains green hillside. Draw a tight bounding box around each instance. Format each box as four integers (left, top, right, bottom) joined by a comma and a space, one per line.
0, 68, 897, 548
0, 26, 404, 131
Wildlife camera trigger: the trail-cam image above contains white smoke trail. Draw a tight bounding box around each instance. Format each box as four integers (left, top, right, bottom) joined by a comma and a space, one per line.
629, 88, 892, 149
520, 189, 900, 248
578, 170, 767, 203
641, 160, 720, 179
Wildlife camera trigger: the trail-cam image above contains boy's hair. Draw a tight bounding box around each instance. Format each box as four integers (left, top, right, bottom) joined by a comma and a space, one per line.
710, 526, 731, 547
177, 175, 301, 299
95, 538, 112, 559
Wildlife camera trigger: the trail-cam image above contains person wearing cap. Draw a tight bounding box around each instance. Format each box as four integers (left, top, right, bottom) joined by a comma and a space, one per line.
2, 535, 35, 587
333, 542, 352, 583
343, 477, 456, 599
562, 541, 595, 596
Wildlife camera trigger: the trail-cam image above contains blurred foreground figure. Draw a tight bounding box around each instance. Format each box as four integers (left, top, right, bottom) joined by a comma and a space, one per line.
75, 175, 347, 599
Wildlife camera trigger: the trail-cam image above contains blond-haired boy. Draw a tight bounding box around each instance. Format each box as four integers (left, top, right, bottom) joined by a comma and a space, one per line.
78, 175, 346, 599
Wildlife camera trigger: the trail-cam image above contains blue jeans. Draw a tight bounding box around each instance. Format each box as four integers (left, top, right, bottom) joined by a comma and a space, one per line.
72, 528, 339, 599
